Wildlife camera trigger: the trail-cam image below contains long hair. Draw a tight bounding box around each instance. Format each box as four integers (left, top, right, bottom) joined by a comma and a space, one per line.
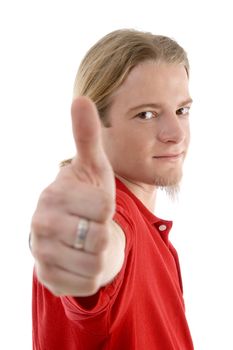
60, 29, 189, 167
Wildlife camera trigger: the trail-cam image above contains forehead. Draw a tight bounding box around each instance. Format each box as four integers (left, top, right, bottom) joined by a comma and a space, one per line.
110, 61, 190, 109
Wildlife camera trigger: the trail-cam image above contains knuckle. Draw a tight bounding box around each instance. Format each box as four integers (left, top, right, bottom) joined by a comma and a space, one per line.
40, 214, 58, 234
39, 185, 65, 208
35, 258, 67, 297
31, 211, 60, 240
39, 187, 55, 206
39, 250, 53, 265
31, 213, 44, 235
37, 264, 61, 293
34, 243, 53, 264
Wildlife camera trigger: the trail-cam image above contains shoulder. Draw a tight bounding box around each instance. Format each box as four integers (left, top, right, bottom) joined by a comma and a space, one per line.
113, 187, 140, 248
115, 187, 139, 218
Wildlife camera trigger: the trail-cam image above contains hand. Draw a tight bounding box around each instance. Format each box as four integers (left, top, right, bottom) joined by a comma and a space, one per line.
30, 97, 116, 296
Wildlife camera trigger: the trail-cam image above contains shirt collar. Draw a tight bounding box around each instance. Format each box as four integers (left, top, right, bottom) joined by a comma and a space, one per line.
115, 177, 173, 228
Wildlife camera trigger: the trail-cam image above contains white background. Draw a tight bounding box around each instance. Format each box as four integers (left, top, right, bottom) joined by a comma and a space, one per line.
1, 0, 233, 349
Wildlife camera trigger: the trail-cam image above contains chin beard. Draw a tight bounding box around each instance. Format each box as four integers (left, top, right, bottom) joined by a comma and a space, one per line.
159, 184, 180, 201
154, 175, 181, 201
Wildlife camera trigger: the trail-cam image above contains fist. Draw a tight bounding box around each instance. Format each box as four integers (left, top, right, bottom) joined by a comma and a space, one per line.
30, 97, 116, 297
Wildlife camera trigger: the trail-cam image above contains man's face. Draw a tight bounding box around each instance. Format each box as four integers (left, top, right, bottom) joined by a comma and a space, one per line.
101, 61, 192, 189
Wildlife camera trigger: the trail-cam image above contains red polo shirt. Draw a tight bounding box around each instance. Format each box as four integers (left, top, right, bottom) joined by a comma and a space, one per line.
32, 178, 194, 349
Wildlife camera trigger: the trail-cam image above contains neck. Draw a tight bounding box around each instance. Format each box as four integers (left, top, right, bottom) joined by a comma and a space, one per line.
116, 175, 157, 212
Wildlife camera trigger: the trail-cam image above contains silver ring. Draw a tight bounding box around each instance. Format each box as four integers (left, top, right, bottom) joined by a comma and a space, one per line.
74, 218, 89, 250
29, 232, 32, 251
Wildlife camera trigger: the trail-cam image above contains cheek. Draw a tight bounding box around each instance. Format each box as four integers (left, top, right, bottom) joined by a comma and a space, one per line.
102, 124, 154, 160
181, 120, 190, 144
186, 124, 191, 144
102, 127, 131, 158
121, 130, 150, 153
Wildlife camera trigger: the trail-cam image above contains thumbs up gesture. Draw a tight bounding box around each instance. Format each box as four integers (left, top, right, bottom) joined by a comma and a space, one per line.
30, 97, 125, 297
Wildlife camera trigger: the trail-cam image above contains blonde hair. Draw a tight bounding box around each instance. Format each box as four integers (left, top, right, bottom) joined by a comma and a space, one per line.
60, 28, 189, 167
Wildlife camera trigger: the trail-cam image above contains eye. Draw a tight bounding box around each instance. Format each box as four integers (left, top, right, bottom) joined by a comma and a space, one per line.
136, 111, 158, 120
176, 106, 190, 116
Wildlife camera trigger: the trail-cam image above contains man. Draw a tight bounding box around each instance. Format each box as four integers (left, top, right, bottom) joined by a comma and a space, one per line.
30, 29, 194, 349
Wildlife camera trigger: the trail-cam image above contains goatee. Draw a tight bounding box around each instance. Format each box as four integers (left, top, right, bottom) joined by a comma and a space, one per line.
154, 175, 181, 201
159, 184, 180, 201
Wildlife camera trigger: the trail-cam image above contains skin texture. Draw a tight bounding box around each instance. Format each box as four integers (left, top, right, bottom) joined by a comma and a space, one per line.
30, 62, 192, 297
102, 61, 192, 211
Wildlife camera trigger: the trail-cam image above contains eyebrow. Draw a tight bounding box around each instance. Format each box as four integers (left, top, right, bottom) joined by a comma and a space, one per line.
127, 98, 193, 114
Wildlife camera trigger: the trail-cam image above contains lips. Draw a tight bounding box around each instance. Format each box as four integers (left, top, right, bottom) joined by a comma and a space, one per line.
153, 152, 184, 159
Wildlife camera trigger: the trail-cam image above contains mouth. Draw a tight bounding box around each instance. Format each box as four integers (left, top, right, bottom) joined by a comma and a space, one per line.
153, 152, 184, 161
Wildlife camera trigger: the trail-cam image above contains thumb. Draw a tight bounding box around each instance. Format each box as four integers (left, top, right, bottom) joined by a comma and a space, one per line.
71, 96, 113, 178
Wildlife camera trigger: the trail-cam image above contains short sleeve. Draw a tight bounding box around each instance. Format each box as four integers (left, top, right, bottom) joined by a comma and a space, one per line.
61, 192, 135, 336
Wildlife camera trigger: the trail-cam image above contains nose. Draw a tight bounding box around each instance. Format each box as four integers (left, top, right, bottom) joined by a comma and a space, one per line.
157, 112, 186, 144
